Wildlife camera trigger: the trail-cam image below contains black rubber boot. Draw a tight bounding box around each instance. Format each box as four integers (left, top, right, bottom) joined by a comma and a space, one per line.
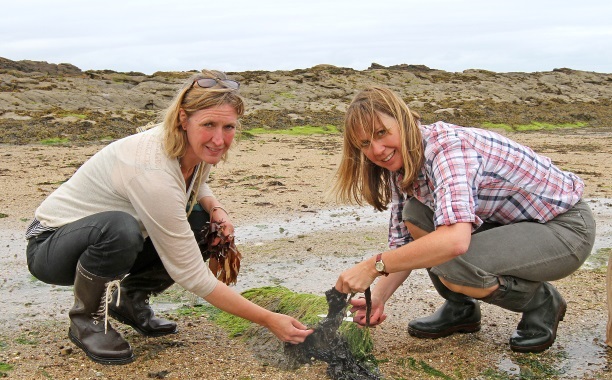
481, 276, 566, 353
408, 270, 481, 338
68, 262, 135, 365
108, 265, 178, 337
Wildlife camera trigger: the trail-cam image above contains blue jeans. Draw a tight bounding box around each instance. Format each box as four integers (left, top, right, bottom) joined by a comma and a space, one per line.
402, 198, 596, 288
26, 208, 209, 285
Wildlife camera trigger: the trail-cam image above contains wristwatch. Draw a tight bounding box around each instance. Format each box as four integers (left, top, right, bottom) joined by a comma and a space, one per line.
375, 253, 389, 276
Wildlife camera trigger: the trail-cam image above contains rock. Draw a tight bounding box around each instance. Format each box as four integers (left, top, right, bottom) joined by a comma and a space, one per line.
434, 108, 457, 116
0, 57, 81, 75
0, 112, 31, 120
0, 56, 610, 144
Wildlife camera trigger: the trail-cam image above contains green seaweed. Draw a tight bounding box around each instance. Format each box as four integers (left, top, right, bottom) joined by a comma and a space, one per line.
0, 362, 14, 376
40, 137, 69, 145
587, 247, 611, 273
396, 357, 452, 379
480, 121, 587, 132
175, 286, 374, 360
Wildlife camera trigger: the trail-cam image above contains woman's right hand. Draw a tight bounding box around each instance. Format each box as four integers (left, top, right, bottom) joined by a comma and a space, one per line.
265, 312, 314, 344
350, 296, 387, 327
204, 283, 313, 345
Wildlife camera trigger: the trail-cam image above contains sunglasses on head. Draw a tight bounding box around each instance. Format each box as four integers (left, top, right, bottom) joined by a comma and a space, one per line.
193, 78, 240, 90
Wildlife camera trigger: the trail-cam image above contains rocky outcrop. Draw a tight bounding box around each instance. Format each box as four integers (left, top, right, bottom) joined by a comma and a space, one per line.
0, 57, 610, 144
0, 57, 82, 75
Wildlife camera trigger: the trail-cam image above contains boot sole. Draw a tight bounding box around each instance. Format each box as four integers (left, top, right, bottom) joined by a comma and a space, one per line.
408, 322, 481, 339
68, 329, 135, 365
510, 300, 567, 353
108, 309, 178, 337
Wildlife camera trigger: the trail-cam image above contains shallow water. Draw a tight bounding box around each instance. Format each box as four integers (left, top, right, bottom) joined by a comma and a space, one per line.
234, 205, 389, 244
581, 198, 612, 269
1, 198, 611, 378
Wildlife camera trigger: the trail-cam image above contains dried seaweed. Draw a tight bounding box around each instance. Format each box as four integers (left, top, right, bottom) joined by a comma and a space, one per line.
285, 287, 381, 380
364, 287, 372, 328
197, 220, 242, 285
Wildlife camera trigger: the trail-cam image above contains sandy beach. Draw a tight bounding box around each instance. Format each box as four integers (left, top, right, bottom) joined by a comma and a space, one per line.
1, 126, 612, 379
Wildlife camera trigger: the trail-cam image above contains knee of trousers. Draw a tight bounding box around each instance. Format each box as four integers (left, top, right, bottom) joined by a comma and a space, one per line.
100, 211, 144, 251
402, 197, 435, 233
431, 258, 500, 289
80, 211, 144, 275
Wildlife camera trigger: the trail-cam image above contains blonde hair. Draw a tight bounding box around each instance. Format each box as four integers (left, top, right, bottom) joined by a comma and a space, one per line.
334, 86, 423, 211
162, 69, 244, 160
161, 69, 245, 216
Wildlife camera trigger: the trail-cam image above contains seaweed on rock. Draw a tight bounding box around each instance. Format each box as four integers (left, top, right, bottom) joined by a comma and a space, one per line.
284, 287, 381, 380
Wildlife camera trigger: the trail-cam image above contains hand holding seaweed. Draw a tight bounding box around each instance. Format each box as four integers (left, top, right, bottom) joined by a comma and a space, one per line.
350, 287, 388, 328
197, 220, 242, 285
284, 287, 381, 380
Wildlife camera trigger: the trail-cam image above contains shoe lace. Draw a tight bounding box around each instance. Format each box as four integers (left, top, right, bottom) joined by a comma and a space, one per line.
94, 279, 122, 334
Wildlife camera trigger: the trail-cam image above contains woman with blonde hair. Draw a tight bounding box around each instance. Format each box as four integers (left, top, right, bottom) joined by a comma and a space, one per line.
25, 70, 313, 364
334, 86, 595, 353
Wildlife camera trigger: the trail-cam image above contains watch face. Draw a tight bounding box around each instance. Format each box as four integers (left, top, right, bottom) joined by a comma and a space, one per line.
375, 261, 384, 271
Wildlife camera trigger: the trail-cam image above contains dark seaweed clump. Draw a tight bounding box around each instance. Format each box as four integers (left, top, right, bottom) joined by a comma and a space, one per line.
284, 288, 381, 380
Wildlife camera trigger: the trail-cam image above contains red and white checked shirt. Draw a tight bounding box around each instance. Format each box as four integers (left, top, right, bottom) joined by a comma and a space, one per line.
388, 121, 584, 249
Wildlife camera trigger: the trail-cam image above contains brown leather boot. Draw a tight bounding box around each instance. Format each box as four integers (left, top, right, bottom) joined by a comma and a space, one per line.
108, 265, 178, 337
68, 262, 134, 365
408, 270, 481, 338
481, 276, 566, 353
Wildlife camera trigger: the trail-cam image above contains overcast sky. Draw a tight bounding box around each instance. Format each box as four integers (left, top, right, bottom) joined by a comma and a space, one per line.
1, 0, 610, 74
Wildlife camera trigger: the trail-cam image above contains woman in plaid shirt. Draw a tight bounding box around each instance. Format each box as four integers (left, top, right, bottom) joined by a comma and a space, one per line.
334, 86, 596, 353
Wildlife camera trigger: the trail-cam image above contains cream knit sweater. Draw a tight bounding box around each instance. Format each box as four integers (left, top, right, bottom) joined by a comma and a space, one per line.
34, 126, 219, 297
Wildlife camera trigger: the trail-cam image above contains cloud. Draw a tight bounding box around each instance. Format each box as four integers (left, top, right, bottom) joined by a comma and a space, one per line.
1, 0, 610, 74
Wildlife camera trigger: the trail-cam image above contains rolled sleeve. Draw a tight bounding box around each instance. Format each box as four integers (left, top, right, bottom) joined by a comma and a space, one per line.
433, 183, 480, 227
428, 135, 481, 229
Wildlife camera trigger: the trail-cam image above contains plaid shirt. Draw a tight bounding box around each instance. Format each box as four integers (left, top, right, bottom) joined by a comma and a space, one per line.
388, 121, 584, 248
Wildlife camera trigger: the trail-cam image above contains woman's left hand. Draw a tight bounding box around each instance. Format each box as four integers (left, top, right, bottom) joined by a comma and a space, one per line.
350, 295, 387, 327
335, 258, 379, 294
210, 208, 235, 243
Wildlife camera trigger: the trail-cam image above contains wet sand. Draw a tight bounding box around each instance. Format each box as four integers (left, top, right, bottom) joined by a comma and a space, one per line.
1, 131, 612, 379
